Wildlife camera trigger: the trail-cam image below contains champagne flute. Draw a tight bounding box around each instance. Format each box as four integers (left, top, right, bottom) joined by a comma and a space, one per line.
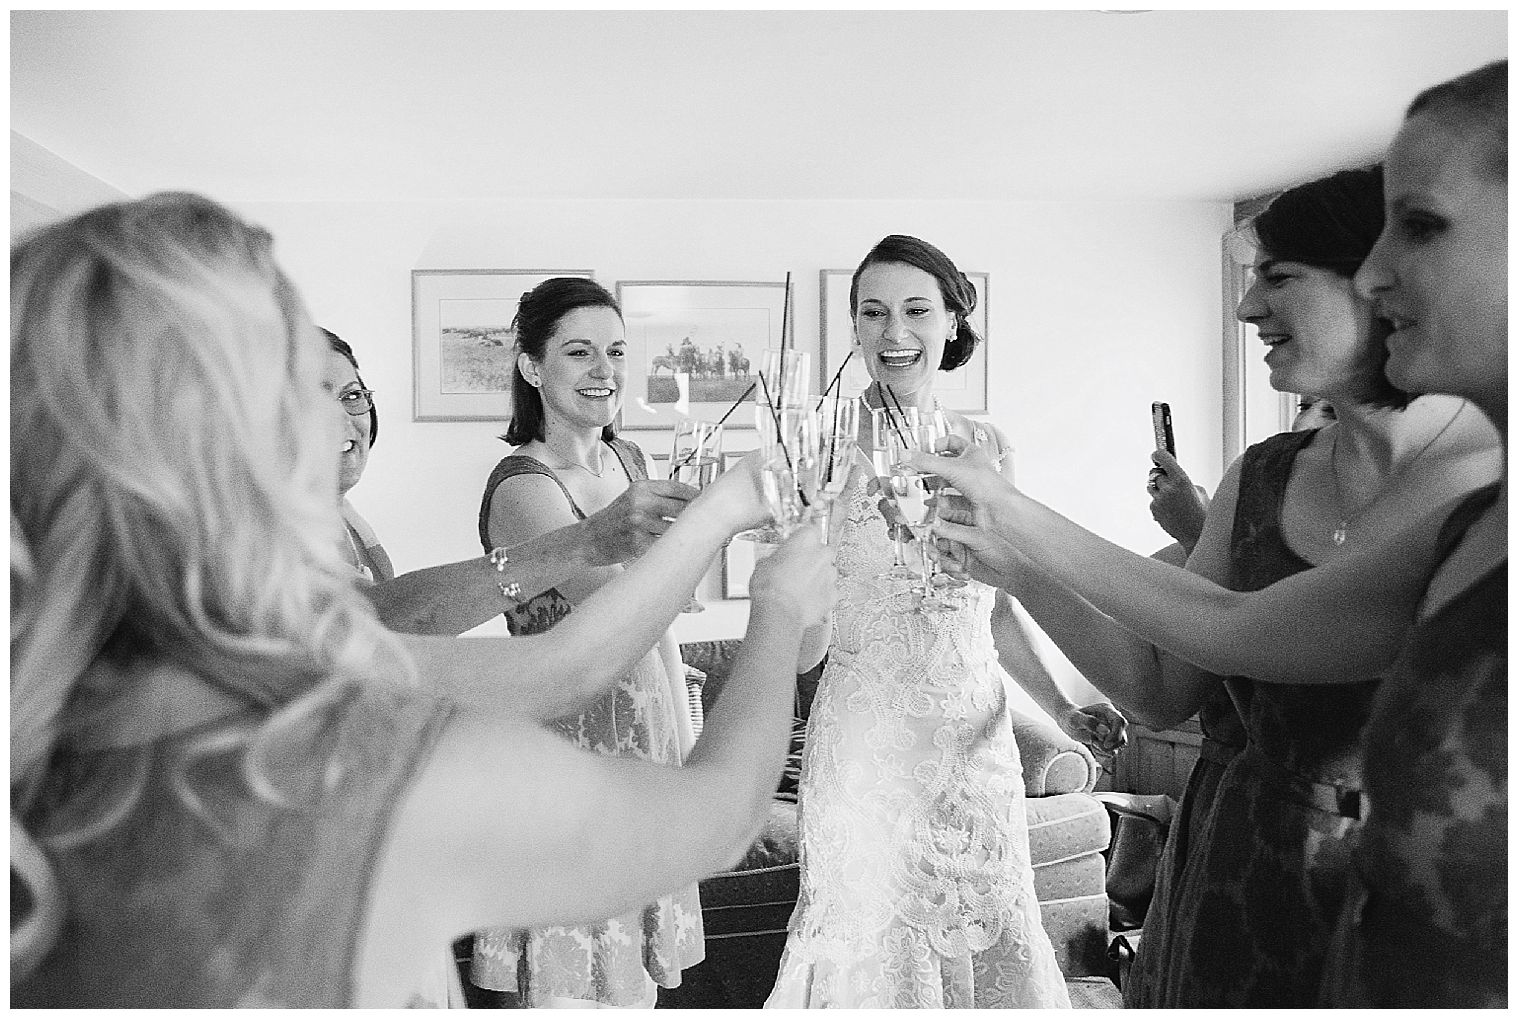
813, 395, 860, 541
871, 404, 920, 578
671, 420, 724, 488
740, 402, 810, 542
903, 411, 952, 608
670, 420, 724, 611
760, 459, 808, 541
888, 465, 940, 609
760, 348, 811, 411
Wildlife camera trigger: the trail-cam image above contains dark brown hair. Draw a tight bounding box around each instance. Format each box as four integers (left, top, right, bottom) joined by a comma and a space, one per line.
849, 235, 980, 372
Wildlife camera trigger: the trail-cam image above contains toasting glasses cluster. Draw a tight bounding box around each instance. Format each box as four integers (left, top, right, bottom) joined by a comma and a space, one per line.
749, 349, 861, 545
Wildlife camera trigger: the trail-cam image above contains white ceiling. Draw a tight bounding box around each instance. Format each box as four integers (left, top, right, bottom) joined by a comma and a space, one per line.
9, 9, 1508, 206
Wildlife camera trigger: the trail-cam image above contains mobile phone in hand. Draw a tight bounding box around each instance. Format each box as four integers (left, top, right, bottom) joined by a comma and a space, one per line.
1151, 402, 1176, 457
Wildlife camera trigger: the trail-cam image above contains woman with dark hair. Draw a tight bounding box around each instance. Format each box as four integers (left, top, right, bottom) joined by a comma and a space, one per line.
920, 59, 1506, 1009
321, 326, 696, 638
991, 166, 1499, 1007
469, 277, 711, 1008
765, 235, 1124, 1009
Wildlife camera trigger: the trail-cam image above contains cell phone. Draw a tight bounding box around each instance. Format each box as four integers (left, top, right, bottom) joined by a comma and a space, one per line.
1151, 402, 1176, 457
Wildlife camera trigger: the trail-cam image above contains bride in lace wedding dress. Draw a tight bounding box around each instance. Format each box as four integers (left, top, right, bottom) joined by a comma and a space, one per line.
766, 236, 1122, 1009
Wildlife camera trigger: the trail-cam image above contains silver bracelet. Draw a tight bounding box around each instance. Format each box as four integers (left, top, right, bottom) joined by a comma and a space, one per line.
486, 546, 524, 602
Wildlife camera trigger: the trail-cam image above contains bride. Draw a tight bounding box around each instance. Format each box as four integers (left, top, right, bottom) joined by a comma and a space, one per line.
765, 235, 1125, 1008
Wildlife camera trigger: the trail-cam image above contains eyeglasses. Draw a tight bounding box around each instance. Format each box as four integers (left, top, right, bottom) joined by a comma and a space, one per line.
337, 387, 375, 416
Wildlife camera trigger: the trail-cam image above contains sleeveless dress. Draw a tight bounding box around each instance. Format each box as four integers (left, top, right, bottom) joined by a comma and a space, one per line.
765, 460, 1070, 1009
1150, 428, 1382, 1005
469, 437, 704, 1006
1320, 484, 1505, 1007
12, 686, 455, 1007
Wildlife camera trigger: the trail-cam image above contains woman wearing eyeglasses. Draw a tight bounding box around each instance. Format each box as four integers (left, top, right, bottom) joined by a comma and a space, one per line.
324, 330, 393, 582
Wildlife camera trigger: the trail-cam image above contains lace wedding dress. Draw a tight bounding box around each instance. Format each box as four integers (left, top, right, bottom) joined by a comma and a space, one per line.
765, 465, 1070, 1009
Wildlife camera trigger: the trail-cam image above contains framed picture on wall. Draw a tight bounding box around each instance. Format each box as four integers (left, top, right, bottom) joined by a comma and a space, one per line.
818, 269, 990, 414
615, 280, 795, 430
412, 269, 594, 421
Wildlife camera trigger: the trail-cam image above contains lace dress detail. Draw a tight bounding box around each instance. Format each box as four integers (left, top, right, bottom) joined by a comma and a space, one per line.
766, 465, 1069, 1009
469, 438, 703, 1005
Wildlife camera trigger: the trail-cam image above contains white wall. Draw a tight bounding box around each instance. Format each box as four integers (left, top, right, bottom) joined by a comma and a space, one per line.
239, 196, 1231, 711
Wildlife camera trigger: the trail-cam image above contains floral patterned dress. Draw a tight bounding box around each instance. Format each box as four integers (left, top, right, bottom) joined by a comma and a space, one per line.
764, 461, 1069, 1009
468, 438, 703, 1006
1319, 484, 1505, 1007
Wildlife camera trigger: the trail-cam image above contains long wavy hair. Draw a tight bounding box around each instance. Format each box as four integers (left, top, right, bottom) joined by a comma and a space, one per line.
10, 193, 406, 975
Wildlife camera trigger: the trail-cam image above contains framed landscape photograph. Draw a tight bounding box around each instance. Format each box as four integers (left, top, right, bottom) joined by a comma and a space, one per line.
615, 280, 794, 430
412, 269, 593, 421
818, 269, 990, 414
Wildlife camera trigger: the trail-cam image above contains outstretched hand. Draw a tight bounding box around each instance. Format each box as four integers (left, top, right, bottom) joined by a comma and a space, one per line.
1058, 702, 1128, 755
690, 450, 771, 537
907, 437, 1029, 588
583, 479, 700, 565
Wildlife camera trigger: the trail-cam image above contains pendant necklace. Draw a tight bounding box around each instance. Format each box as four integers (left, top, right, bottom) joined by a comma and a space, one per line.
543, 441, 607, 478
1328, 402, 1465, 546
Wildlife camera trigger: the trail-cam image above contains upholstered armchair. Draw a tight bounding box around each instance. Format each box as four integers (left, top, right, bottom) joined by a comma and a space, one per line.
659, 640, 1112, 1008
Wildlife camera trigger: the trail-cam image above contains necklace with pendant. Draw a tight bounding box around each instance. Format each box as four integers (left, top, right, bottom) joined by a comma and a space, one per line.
1328, 402, 1465, 546
543, 442, 607, 478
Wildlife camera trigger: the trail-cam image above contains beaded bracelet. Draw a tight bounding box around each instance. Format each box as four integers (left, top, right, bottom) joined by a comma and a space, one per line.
486, 546, 524, 602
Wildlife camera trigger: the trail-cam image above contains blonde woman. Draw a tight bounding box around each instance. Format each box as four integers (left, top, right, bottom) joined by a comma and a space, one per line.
10, 193, 836, 1007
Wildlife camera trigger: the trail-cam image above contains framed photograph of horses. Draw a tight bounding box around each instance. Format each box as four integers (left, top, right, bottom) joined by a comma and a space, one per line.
818, 269, 990, 414
614, 280, 794, 430
411, 269, 594, 421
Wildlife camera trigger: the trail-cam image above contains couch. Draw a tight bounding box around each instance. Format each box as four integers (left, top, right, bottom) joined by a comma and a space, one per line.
657, 640, 1113, 1008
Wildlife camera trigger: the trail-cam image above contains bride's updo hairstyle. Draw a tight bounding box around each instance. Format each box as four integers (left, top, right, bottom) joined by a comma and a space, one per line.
849, 234, 981, 372
10, 192, 402, 978
504, 276, 623, 447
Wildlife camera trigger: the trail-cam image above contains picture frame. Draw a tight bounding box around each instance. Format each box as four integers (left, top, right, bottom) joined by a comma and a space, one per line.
412, 269, 594, 422
818, 269, 990, 414
615, 280, 794, 430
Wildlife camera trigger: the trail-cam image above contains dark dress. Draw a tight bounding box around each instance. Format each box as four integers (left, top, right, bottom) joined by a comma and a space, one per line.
13, 686, 454, 1007
1319, 484, 1505, 1007
1136, 429, 1384, 1006
1120, 686, 1245, 1006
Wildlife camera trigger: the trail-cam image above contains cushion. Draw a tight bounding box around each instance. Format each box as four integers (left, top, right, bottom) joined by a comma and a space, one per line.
1011, 712, 1099, 796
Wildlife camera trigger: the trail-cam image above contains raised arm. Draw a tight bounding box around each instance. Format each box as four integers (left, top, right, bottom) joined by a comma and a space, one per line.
361, 478, 698, 635
402, 456, 768, 719
1005, 461, 1245, 730
365, 524, 837, 988
919, 442, 1445, 686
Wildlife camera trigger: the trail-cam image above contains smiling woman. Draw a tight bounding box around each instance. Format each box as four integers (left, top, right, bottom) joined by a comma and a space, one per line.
766, 234, 1123, 1009
470, 276, 713, 1008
